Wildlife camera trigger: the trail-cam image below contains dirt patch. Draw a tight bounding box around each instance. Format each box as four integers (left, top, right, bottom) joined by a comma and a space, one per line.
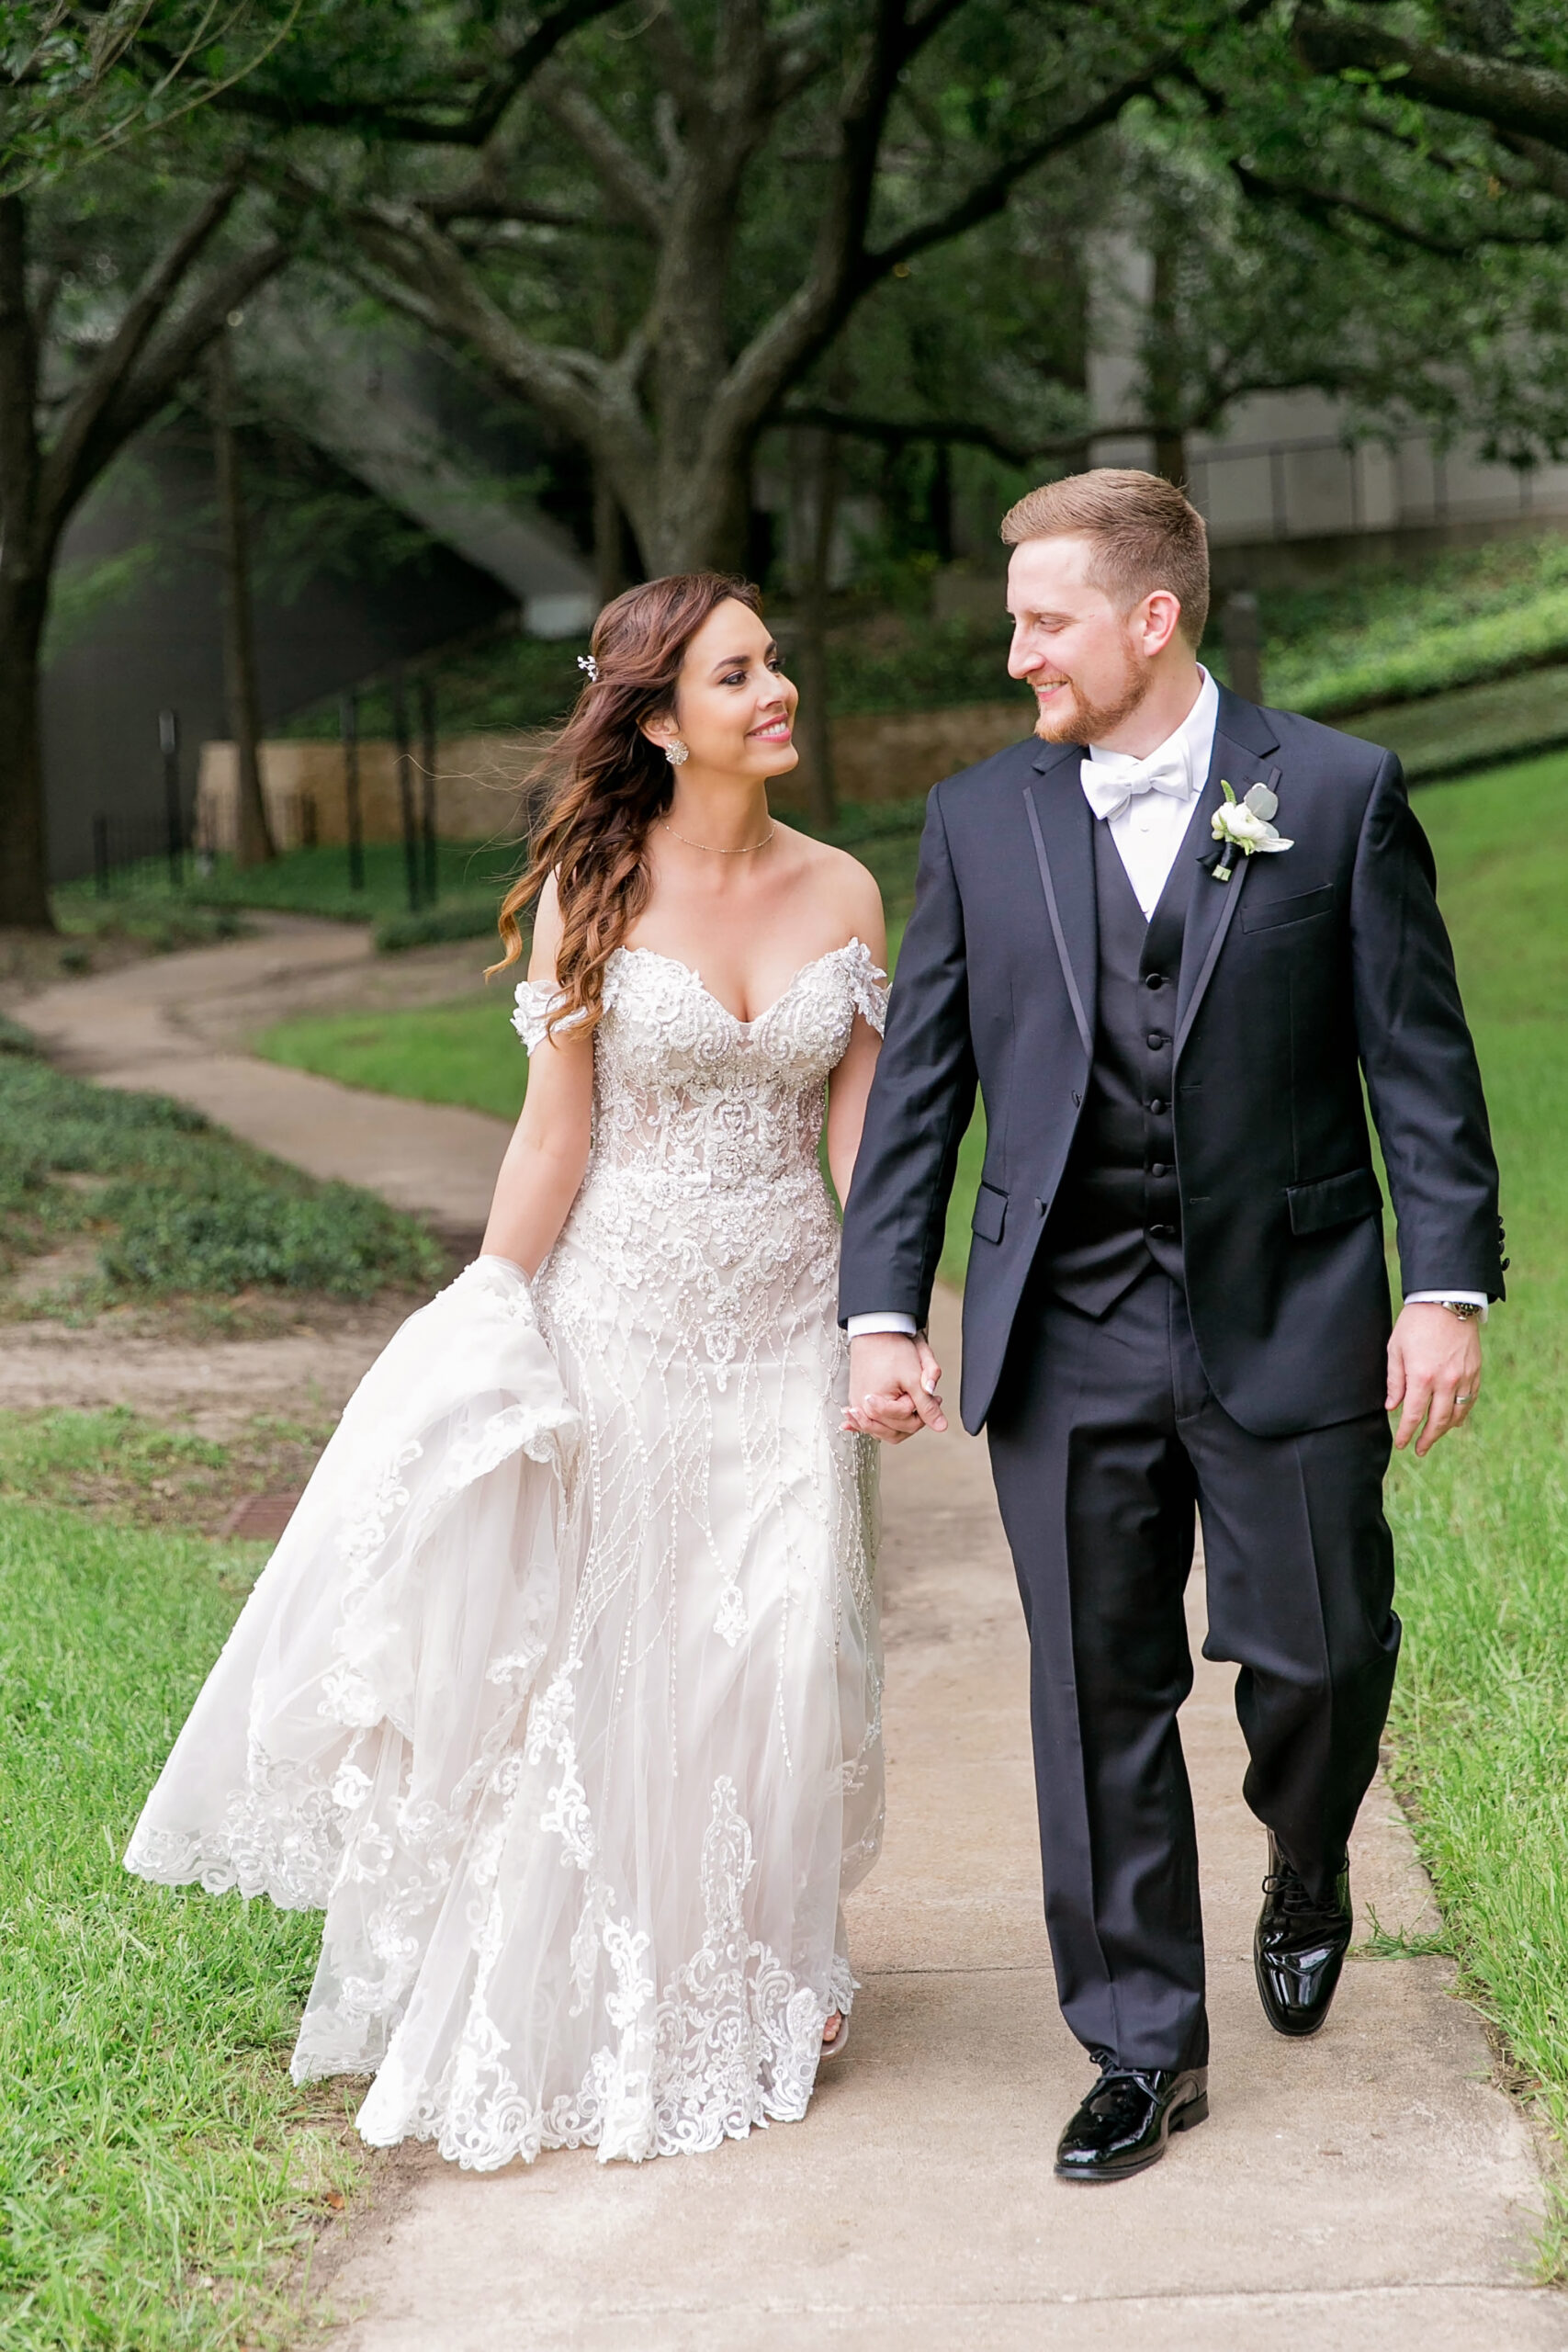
0, 1302, 404, 1438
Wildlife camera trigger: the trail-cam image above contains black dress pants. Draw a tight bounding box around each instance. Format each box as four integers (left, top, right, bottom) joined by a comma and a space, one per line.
986, 1266, 1398, 2074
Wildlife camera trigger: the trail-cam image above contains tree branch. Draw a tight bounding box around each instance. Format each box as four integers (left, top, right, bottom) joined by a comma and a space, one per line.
346, 198, 651, 463
862, 62, 1170, 288
36, 175, 242, 532
41, 232, 288, 525
1229, 158, 1559, 254
1295, 8, 1568, 153
205, 0, 626, 144
536, 68, 670, 235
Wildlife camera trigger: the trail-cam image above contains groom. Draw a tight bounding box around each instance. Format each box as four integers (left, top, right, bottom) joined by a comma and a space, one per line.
839, 469, 1504, 2183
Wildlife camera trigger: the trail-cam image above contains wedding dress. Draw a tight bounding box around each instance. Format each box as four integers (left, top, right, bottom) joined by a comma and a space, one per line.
125, 939, 886, 2168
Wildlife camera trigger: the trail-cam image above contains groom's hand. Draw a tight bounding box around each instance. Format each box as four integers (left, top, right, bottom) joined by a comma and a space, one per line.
1387, 1303, 1483, 1457
844, 1334, 947, 1444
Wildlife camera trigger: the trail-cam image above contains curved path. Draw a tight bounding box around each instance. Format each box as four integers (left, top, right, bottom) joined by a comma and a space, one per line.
12, 929, 1566, 2347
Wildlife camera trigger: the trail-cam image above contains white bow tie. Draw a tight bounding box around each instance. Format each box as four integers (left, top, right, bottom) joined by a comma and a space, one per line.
1079, 749, 1194, 824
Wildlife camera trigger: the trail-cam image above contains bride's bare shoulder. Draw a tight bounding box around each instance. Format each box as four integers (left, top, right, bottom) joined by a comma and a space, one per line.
774, 823, 886, 951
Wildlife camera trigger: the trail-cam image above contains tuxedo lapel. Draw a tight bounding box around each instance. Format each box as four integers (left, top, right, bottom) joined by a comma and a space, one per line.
1174, 689, 1281, 1061
1023, 743, 1097, 1060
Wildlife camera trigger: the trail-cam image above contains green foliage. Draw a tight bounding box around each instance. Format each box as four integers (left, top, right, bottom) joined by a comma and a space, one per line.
0, 1482, 350, 2346
1, 2, 309, 194
0, 1055, 441, 1300
277, 634, 593, 741
255, 994, 526, 1121
1260, 533, 1568, 718
376, 899, 509, 954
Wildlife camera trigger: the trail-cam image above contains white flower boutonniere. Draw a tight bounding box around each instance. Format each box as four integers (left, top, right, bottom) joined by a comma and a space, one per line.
1212, 779, 1293, 882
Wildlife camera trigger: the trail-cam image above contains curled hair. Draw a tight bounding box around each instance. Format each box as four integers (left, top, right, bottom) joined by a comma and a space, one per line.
1000, 468, 1210, 646
490, 572, 762, 1033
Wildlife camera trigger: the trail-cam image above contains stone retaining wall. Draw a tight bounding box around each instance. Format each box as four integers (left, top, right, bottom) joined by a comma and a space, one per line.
196, 700, 1036, 849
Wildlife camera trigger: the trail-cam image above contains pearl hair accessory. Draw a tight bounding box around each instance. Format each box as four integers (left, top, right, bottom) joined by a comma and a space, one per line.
577, 654, 599, 684
663, 739, 690, 766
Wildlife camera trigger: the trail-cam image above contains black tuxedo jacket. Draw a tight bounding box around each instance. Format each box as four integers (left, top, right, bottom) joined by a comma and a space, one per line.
839, 687, 1504, 1438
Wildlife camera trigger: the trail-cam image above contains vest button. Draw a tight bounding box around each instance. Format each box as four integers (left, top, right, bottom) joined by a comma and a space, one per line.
1147, 1097, 1168, 1115
1148, 1223, 1176, 1240
1146, 1030, 1167, 1049
1149, 1161, 1169, 1179
1145, 973, 1165, 989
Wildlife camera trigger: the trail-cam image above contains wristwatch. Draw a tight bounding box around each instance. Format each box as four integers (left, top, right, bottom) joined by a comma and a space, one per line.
1437, 1299, 1484, 1321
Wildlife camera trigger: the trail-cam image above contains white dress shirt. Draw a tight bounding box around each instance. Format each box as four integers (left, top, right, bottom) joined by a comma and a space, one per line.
847, 668, 1485, 1337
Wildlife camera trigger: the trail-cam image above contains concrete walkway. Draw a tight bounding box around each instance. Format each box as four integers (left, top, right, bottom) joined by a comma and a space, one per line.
17, 916, 513, 1242
310, 1286, 1560, 2350
12, 931, 1565, 2346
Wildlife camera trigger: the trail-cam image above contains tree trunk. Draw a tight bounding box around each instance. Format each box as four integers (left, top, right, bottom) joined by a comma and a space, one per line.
1147, 237, 1188, 489
209, 334, 275, 867
790, 426, 840, 830
592, 459, 631, 606
0, 566, 55, 929
0, 192, 54, 932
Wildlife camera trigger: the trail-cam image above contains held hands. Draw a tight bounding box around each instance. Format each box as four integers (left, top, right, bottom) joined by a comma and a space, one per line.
1386, 1302, 1482, 1457
843, 1333, 947, 1444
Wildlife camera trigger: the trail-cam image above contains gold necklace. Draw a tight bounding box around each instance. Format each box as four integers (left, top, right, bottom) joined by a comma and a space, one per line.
660, 818, 776, 855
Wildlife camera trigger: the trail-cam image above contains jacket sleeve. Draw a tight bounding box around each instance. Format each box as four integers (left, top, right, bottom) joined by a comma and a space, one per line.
1350, 752, 1505, 1298
839, 786, 978, 1329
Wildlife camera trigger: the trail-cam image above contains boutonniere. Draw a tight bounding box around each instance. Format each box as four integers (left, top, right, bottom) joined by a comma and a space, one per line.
1211, 779, 1293, 882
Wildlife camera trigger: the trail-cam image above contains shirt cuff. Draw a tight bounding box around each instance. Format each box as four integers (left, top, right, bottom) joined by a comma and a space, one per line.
845, 1312, 919, 1340
1404, 1290, 1490, 1321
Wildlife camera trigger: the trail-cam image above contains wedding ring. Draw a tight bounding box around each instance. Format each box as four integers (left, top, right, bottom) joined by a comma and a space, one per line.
1456, 1392, 1475, 1405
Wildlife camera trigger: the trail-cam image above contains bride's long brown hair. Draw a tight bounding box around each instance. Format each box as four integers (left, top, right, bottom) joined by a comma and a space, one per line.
491, 572, 763, 1035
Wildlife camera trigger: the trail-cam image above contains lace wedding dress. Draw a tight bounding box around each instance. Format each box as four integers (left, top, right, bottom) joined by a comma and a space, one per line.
125, 940, 886, 2168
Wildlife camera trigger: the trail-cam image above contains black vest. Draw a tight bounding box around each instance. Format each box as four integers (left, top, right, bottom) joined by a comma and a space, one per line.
1041, 812, 1190, 1315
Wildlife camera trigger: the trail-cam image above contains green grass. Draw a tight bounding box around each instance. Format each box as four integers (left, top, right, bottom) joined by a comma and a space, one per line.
256, 993, 527, 1123
0, 1469, 355, 2348
1369, 752, 1568, 2218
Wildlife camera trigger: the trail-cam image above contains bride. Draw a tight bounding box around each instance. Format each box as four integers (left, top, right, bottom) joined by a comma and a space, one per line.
126, 572, 926, 2169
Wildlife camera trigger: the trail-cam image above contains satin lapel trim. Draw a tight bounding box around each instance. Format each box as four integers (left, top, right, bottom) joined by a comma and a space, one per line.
1174, 732, 1282, 1061
1023, 763, 1096, 1060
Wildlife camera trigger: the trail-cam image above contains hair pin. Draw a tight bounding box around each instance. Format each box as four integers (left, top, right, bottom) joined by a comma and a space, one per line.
577, 653, 600, 684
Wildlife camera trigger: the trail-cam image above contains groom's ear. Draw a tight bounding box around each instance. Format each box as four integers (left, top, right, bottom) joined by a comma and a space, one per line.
1137, 589, 1185, 659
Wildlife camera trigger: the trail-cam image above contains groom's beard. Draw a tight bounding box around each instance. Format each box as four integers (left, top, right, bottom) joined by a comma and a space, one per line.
1031, 631, 1145, 746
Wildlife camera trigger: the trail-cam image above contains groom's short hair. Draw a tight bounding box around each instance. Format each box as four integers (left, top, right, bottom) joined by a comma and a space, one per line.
1000, 469, 1210, 647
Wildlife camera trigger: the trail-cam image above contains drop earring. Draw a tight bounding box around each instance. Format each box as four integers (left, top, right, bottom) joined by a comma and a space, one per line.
664, 739, 690, 767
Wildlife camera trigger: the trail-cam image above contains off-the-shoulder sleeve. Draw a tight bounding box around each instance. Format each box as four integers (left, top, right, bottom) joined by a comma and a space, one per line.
512, 979, 584, 1056
844, 938, 889, 1037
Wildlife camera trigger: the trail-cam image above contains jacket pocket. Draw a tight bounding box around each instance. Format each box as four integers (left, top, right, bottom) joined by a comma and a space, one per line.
1287, 1165, 1382, 1237
1243, 884, 1335, 933
972, 1182, 1009, 1245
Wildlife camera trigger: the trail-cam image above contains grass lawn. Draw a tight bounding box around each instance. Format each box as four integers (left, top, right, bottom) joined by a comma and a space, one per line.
1372, 752, 1568, 2235
0, 1418, 358, 2349
256, 992, 527, 1123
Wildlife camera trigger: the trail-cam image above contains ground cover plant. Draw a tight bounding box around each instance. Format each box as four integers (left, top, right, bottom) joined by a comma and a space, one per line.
0, 1421, 356, 2350
0, 1050, 442, 1314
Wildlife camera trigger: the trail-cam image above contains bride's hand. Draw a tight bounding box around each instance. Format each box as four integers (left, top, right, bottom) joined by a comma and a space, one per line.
842, 1334, 946, 1443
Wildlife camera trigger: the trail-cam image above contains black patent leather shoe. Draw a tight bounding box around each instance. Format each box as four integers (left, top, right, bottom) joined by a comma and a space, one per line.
1054, 2060, 1209, 2184
1254, 1833, 1353, 2038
